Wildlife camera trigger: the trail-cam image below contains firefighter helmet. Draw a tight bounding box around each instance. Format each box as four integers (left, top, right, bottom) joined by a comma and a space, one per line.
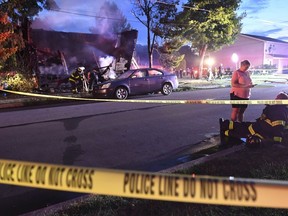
77, 67, 85, 72
276, 92, 288, 100
246, 135, 262, 148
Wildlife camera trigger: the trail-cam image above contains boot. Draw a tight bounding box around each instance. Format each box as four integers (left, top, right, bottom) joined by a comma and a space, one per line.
227, 136, 244, 146
219, 118, 228, 146
219, 118, 242, 147
225, 129, 245, 146
219, 118, 225, 131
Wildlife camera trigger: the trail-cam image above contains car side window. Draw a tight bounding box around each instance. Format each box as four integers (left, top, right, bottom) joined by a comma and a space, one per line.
148, 69, 163, 76
131, 70, 146, 78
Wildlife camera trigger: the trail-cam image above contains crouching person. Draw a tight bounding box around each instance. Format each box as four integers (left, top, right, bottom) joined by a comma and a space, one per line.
219, 92, 288, 148
69, 67, 85, 94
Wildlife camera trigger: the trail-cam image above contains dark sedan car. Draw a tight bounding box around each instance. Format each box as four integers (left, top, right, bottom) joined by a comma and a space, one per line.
92, 68, 179, 100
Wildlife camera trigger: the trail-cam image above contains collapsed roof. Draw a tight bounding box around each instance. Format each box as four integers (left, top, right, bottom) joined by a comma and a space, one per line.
30, 29, 138, 71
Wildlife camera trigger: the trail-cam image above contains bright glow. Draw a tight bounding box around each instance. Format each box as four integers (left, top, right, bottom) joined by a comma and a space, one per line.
206, 58, 215, 66
99, 56, 116, 79
231, 53, 239, 70
231, 53, 239, 63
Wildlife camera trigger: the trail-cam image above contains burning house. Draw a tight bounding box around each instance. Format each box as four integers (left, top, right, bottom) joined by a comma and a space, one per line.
28, 28, 138, 75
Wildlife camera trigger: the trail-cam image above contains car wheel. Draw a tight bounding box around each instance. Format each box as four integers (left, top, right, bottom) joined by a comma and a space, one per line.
161, 83, 172, 95
115, 87, 128, 100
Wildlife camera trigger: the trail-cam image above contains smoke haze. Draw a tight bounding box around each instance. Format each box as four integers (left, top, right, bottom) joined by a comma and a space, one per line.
33, 0, 131, 35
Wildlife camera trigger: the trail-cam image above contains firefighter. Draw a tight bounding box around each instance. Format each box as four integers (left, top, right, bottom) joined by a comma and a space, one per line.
219, 92, 288, 147
87, 69, 98, 91
69, 67, 85, 93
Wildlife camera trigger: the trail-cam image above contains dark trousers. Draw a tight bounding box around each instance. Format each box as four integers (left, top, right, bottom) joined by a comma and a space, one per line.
220, 120, 251, 139
70, 80, 78, 93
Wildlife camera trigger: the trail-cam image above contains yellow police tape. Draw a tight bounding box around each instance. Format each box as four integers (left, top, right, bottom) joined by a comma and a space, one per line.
2, 89, 288, 105
1, 158, 288, 209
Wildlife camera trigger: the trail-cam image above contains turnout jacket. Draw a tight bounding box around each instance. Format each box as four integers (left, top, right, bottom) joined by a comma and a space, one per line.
69, 70, 82, 83
250, 105, 288, 143
222, 105, 288, 144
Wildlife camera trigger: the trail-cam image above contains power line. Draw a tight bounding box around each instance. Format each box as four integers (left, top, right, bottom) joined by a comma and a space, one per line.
49, 7, 288, 30
50, 8, 140, 23
49, 7, 191, 27
156, 1, 210, 12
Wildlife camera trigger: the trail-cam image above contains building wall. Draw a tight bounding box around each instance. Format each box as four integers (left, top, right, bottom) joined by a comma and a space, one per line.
264, 41, 288, 70
210, 35, 264, 70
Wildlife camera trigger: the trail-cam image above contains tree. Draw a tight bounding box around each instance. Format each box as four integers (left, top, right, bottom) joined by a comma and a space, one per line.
174, 0, 244, 78
131, 0, 179, 68
0, 12, 24, 68
157, 38, 185, 70
0, 0, 58, 73
90, 0, 131, 37
0, 0, 58, 25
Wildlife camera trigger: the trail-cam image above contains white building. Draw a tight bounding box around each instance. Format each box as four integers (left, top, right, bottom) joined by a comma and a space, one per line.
210, 34, 288, 72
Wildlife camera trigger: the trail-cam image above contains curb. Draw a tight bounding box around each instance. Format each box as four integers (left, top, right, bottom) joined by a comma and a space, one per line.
0, 97, 32, 109
0, 102, 25, 109
159, 144, 245, 173
0, 93, 92, 109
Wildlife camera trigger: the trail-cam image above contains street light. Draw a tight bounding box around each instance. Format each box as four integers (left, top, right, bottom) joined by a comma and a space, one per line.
206, 57, 215, 81
231, 53, 239, 70
206, 57, 215, 67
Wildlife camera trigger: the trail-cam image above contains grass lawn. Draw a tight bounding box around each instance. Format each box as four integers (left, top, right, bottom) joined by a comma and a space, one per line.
177, 74, 288, 91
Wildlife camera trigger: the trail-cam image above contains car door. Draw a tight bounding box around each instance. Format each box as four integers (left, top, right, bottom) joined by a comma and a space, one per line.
147, 69, 164, 92
128, 69, 149, 94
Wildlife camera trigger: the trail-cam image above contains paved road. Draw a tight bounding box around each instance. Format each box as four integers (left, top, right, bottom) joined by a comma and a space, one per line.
0, 84, 285, 215
0, 85, 282, 168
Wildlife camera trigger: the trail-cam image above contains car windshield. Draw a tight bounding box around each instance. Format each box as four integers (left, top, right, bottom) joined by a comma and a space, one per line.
116, 70, 134, 79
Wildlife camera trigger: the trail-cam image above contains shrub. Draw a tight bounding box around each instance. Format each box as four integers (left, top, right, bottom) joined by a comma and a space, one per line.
4, 72, 34, 91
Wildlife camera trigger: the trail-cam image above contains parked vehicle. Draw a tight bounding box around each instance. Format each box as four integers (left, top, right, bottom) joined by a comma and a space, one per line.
92, 68, 179, 100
